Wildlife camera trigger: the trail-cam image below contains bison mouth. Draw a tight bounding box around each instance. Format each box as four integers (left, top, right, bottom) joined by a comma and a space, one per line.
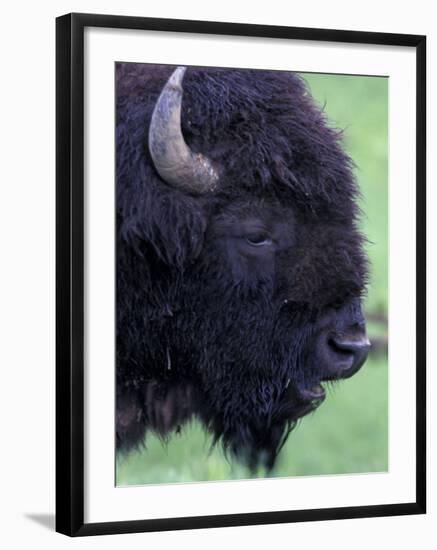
277, 382, 327, 427
292, 383, 326, 418
299, 383, 326, 402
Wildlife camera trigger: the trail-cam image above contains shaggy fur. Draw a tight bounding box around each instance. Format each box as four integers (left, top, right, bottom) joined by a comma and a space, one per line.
116, 63, 368, 469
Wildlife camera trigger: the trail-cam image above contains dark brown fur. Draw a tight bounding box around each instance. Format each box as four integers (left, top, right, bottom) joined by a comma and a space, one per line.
116, 64, 368, 469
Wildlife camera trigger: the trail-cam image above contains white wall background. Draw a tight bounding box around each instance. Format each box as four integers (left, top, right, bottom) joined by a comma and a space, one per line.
0, 0, 434, 547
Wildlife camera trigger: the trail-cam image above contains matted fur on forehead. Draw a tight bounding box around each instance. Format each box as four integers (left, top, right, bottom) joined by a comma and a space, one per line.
180, 67, 360, 219
116, 63, 360, 221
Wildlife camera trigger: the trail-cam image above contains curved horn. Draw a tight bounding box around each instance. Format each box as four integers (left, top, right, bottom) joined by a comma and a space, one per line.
148, 66, 219, 194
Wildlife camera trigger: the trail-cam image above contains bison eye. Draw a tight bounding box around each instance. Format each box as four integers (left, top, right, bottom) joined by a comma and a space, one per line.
245, 234, 272, 247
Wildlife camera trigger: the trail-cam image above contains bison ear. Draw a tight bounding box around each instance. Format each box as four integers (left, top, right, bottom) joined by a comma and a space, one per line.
151, 190, 207, 267
120, 183, 207, 269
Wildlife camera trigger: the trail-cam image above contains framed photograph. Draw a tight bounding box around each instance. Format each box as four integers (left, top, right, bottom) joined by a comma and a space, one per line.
56, 12, 426, 536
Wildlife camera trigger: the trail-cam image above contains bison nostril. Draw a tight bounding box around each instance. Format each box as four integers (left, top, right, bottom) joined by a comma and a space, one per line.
327, 334, 371, 378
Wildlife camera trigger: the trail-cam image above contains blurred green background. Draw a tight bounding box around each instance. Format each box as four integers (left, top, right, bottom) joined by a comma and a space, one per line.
116, 73, 388, 486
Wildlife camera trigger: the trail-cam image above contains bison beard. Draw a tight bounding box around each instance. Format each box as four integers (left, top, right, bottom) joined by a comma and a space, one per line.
116, 63, 369, 470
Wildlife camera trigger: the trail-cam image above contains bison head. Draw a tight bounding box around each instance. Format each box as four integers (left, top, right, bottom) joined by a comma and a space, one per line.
116, 64, 370, 470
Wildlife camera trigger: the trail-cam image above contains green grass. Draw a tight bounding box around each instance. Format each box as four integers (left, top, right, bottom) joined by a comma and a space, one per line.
117, 73, 389, 486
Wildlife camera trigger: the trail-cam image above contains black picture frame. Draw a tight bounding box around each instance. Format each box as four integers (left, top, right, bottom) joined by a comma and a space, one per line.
56, 12, 426, 537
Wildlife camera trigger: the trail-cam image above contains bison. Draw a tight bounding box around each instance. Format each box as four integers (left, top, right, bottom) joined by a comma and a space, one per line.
116, 63, 370, 470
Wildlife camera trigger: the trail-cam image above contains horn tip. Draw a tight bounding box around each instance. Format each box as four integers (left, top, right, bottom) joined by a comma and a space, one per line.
167, 66, 187, 89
